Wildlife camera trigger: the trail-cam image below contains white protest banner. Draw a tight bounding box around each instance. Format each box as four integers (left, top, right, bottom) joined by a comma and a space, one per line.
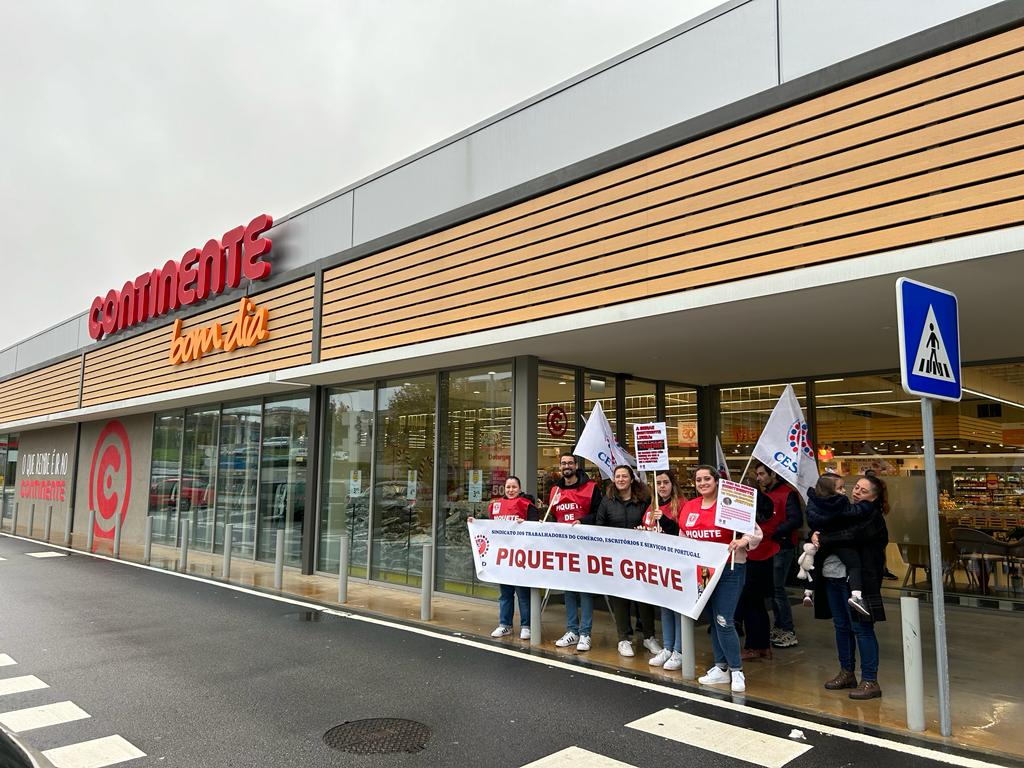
468, 520, 730, 619
633, 422, 669, 472
750, 384, 819, 499
575, 401, 637, 480
715, 479, 757, 535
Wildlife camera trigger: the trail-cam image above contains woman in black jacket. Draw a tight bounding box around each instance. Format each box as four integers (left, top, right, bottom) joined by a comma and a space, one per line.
595, 465, 663, 659
807, 474, 889, 700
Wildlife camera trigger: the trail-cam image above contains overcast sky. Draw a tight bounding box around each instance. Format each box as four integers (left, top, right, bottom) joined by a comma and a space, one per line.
0, 0, 723, 352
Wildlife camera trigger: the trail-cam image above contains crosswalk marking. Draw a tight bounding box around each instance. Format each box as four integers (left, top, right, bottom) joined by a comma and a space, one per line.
0, 654, 16, 667
42, 735, 145, 768
26, 551, 67, 558
521, 747, 637, 767
0, 675, 49, 697
0, 700, 90, 733
627, 709, 812, 768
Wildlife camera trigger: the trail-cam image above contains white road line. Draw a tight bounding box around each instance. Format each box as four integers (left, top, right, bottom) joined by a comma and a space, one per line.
0, 556, 7, 560
521, 746, 638, 767
42, 735, 145, 768
627, 709, 813, 768
26, 551, 67, 558
0, 700, 90, 733
0, 654, 16, 666
0, 675, 49, 697
1, 531, 1009, 768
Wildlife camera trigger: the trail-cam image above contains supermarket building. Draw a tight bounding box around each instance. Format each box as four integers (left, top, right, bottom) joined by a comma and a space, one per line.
1, 0, 1023, 615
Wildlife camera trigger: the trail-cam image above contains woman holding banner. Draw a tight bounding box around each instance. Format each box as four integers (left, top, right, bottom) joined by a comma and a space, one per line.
475, 476, 538, 640
648, 470, 685, 671
595, 465, 663, 659
659, 465, 762, 693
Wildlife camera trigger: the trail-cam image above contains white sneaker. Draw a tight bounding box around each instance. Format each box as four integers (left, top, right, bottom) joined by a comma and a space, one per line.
648, 648, 672, 667
576, 635, 591, 652
663, 651, 683, 671
642, 637, 663, 655
491, 625, 512, 638
520, 627, 531, 640
731, 670, 746, 692
698, 666, 730, 685
555, 631, 579, 648
617, 640, 635, 657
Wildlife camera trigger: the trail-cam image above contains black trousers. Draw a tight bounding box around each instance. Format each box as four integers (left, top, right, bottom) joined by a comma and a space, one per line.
737, 557, 774, 650
609, 596, 656, 642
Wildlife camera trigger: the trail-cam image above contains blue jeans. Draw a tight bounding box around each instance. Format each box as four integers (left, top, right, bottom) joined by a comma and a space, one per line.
499, 584, 530, 627
825, 577, 879, 681
706, 562, 745, 670
661, 607, 681, 653
565, 591, 593, 635
772, 548, 796, 632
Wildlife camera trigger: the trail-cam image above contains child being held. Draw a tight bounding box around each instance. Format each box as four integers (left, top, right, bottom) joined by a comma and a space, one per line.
802, 473, 886, 616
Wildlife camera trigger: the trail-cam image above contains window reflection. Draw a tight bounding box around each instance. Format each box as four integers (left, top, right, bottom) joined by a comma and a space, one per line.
216, 402, 261, 558
148, 414, 183, 545
257, 397, 310, 566
537, 365, 576, 509
183, 407, 219, 551
370, 376, 435, 586
319, 385, 374, 575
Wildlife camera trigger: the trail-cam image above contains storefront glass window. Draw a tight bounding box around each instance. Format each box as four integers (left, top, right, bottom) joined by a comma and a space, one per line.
719, 381, 808, 481
436, 364, 513, 597
318, 384, 375, 575
664, 385, 699, 498
0, 434, 10, 523
537, 365, 576, 508
216, 401, 261, 558
149, 413, 183, 545
257, 396, 310, 566
623, 378, 656, 455
370, 376, 436, 586
182, 407, 219, 552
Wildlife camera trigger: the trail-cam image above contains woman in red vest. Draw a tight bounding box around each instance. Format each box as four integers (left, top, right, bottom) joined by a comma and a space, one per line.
479, 476, 538, 639
648, 469, 686, 671
658, 465, 762, 693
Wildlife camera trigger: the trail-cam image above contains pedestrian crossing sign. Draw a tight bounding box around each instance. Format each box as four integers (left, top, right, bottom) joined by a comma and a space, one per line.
896, 277, 961, 402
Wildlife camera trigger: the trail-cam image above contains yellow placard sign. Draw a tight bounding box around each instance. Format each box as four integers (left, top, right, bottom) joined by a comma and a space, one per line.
169, 297, 270, 365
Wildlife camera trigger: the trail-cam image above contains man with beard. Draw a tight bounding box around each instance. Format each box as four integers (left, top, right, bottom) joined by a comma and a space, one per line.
546, 452, 603, 652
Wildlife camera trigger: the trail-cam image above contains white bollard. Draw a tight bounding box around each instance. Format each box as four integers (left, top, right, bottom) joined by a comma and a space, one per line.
420, 543, 433, 621
113, 513, 122, 559
44, 506, 53, 542
530, 588, 542, 646
274, 529, 285, 590
179, 519, 189, 572
337, 537, 349, 603
222, 524, 233, 580
63, 507, 73, 547
11, 504, 19, 536
86, 509, 95, 551
901, 596, 926, 732
27, 505, 35, 539
143, 516, 153, 565
680, 616, 696, 680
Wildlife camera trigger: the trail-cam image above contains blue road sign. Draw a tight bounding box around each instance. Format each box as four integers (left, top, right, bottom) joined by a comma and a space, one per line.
896, 278, 961, 402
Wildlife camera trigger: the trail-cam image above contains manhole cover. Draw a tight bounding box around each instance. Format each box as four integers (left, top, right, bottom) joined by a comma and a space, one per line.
323, 718, 431, 754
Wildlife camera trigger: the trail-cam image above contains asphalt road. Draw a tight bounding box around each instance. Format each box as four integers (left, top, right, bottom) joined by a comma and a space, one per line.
0, 534, 1016, 768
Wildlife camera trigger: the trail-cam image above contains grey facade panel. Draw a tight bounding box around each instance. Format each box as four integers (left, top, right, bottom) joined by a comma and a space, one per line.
352, 0, 778, 246
266, 191, 354, 272
13, 316, 84, 372
0, 348, 15, 379
778, 0, 997, 82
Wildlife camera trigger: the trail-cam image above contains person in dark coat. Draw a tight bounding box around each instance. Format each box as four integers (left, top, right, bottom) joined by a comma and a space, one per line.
594, 465, 662, 659
807, 473, 889, 700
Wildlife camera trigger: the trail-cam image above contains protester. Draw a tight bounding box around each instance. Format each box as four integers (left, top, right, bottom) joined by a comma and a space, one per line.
647, 469, 685, 671
595, 465, 663, 659
754, 463, 804, 648
806, 473, 890, 700
473, 476, 538, 640
659, 465, 762, 693
546, 452, 603, 652
737, 489, 779, 661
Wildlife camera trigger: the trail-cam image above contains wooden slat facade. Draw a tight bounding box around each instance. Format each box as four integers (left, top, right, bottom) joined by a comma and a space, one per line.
321, 27, 1024, 360
0, 358, 81, 423
80, 277, 315, 407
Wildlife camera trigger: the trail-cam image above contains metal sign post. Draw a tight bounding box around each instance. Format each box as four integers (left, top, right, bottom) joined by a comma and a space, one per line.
896, 277, 961, 738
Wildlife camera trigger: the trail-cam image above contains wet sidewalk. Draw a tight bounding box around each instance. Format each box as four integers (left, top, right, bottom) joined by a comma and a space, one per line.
23, 530, 1024, 763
